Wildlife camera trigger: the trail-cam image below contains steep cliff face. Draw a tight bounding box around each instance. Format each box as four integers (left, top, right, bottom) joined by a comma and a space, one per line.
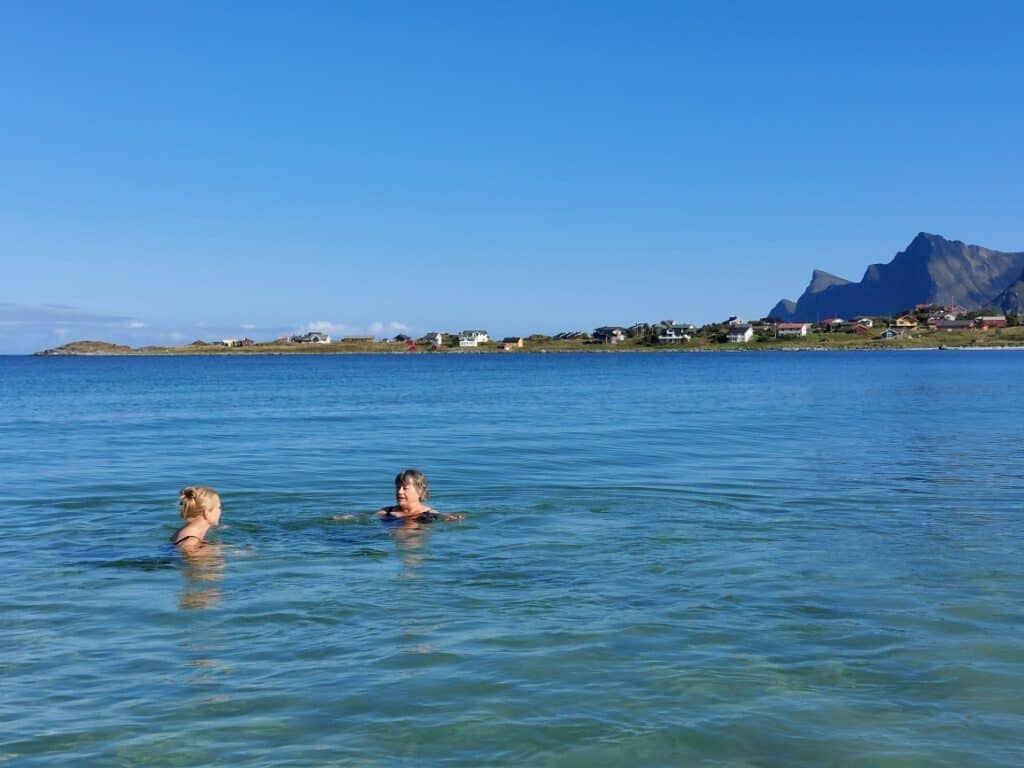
769, 234, 1024, 321
990, 269, 1024, 315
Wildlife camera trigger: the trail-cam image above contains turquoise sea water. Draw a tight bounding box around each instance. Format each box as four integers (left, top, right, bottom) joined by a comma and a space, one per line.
1, 352, 1022, 767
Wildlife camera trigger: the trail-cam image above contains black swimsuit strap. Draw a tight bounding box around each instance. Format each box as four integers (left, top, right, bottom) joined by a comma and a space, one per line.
383, 506, 438, 521
174, 535, 202, 546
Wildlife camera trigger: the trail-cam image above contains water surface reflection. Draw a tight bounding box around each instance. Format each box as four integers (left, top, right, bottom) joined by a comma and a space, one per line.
178, 544, 224, 611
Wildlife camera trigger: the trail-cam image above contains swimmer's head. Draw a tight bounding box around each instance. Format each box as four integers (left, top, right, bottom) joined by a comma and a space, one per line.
394, 469, 429, 502
178, 486, 222, 525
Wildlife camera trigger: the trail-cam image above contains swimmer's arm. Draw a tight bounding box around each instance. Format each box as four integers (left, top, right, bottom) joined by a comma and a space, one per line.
332, 508, 390, 522
433, 510, 465, 522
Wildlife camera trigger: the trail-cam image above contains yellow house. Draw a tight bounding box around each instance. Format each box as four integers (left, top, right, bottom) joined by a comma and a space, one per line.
502, 336, 525, 349
895, 315, 918, 328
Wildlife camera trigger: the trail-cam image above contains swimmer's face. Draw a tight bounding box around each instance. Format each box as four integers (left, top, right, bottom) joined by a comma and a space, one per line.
396, 480, 423, 506
205, 500, 222, 526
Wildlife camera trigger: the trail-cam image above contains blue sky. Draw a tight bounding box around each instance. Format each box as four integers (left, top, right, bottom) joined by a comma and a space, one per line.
2, 1, 1022, 352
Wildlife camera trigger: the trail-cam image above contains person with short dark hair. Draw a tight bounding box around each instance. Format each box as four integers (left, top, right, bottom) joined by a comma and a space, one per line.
375, 469, 463, 524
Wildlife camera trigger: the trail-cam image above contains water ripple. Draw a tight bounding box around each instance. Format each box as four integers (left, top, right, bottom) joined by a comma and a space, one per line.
1, 353, 1023, 766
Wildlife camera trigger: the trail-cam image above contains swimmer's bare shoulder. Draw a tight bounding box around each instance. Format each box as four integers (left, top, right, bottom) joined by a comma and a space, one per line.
174, 535, 204, 553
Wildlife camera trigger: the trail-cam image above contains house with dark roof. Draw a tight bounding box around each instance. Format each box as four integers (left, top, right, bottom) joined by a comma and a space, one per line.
726, 325, 754, 343
459, 330, 490, 347
592, 326, 627, 344
656, 323, 692, 343
292, 332, 332, 343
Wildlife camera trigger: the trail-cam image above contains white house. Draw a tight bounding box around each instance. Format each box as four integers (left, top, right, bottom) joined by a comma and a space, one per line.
657, 323, 692, 343
459, 330, 490, 347
422, 332, 444, 346
726, 324, 754, 343
726, 316, 746, 327
292, 332, 331, 344
854, 317, 874, 328
777, 322, 810, 337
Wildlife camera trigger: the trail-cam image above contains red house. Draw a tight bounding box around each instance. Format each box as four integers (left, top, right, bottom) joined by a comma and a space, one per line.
976, 316, 1007, 329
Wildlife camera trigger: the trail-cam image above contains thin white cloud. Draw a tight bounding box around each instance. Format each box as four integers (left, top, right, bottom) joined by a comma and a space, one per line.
369, 320, 412, 335
0, 302, 285, 353
304, 320, 349, 335
0, 302, 132, 326
0, 302, 419, 353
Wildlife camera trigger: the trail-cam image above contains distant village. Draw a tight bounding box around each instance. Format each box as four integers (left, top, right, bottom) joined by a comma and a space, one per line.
215, 305, 1016, 350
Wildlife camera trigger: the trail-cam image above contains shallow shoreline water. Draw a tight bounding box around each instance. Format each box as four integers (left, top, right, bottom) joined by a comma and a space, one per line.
2, 353, 1022, 766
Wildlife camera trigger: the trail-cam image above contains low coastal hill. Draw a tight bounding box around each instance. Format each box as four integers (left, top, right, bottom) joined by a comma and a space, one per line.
35, 340, 135, 355
34, 325, 1024, 356
770, 233, 1024, 321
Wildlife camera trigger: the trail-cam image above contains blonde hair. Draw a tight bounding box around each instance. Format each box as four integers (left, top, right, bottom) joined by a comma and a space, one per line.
394, 469, 429, 501
178, 486, 220, 520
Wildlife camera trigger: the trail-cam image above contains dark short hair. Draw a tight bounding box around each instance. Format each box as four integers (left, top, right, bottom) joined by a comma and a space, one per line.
394, 469, 429, 501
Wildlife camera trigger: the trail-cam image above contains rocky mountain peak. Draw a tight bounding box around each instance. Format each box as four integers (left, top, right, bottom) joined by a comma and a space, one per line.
768, 234, 1024, 321
807, 269, 853, 294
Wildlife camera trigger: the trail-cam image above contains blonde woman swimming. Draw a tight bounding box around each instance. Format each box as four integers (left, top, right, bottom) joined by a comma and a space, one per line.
172, 486, 222, 552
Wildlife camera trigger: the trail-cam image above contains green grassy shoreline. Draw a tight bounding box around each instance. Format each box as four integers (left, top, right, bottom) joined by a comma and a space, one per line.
33, 329, 1024, 356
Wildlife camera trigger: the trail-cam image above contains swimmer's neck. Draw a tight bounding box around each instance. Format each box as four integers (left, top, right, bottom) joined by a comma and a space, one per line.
392, 501, 429, 517
173, 517, 213, 542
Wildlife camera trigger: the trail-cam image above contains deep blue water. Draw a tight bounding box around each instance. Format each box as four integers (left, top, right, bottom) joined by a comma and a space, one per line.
1, 352, 1022, 766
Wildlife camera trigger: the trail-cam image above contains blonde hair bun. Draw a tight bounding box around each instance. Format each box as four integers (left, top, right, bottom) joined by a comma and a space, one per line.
178, 486, 220, 520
